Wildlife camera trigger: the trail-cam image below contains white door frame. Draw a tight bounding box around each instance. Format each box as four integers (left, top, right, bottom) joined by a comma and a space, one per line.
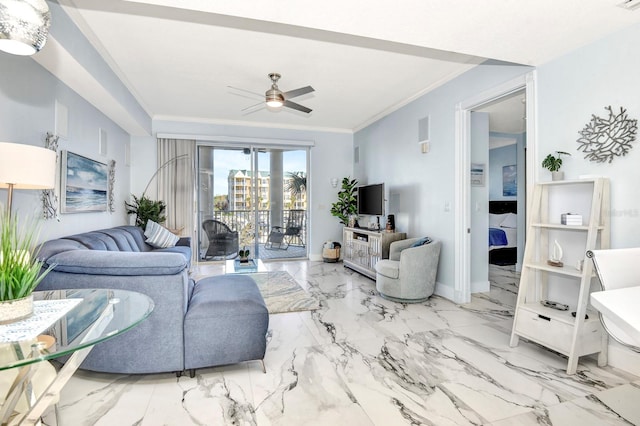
453, 71, 538, 304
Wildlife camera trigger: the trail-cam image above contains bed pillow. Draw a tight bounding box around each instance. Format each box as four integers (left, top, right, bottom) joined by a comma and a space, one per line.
500, 213, 518, 229
144, 220, 180, 248
489, 213, 508, 228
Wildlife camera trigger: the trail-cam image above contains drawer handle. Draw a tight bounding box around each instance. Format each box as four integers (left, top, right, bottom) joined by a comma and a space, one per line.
537, 314, 551, 321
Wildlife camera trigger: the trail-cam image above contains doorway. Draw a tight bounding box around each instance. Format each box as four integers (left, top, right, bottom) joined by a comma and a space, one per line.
197, 144, 309, 261
473, 89, 527, 293
454, 71, 537, 304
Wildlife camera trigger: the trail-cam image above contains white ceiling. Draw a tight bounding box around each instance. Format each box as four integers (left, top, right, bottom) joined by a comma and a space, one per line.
53, 0, 640, 133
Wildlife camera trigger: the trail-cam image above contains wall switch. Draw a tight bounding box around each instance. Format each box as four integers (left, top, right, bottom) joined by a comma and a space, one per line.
444, 202, 451, 212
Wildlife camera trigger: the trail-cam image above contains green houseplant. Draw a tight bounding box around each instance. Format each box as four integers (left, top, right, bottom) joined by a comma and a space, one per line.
125, 195, 166, 228
542, 151, 571, 181
330, 177, 358, 225
0, 212, 54, 323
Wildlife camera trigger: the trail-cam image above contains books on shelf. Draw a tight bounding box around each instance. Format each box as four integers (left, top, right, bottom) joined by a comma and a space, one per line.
561, 213, 583, 225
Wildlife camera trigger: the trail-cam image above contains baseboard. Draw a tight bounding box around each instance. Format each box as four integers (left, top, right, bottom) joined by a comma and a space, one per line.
471, 280, 490, 293
309, 253, 323, 262
434, 281, 455, 301
607, 342, 640, 376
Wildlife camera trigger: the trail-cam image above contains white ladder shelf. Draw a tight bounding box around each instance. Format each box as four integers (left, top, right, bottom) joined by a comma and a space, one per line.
509, 178, 610, 374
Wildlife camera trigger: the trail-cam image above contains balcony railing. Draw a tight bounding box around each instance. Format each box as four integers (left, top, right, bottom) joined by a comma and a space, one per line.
200, 209, 306, 245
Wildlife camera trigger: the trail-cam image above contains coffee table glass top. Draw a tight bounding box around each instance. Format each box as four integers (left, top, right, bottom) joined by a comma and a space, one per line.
225, 258, 267, 274
0, 289, 153, 371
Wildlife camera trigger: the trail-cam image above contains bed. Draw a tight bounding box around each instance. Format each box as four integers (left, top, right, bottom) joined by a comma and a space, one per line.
489, 200, 517, 265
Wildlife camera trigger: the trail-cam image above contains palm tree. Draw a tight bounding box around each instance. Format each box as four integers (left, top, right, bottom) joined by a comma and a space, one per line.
285, 172, 306, 199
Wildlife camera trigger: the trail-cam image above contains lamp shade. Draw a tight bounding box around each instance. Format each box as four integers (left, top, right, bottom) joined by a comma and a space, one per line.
0, 142, 56, 190
0, 0, 51, 56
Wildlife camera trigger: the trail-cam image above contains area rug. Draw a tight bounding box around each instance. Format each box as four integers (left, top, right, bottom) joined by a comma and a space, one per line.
247, 271, 319, 314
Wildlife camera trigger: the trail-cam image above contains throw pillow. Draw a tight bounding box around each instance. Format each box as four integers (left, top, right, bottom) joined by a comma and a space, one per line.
410, 236, 432, 247
144, 220, 180, 249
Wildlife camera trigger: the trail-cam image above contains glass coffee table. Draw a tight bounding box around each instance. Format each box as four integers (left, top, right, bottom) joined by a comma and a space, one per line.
0, 289, 153, 425
225, 258, 267, 274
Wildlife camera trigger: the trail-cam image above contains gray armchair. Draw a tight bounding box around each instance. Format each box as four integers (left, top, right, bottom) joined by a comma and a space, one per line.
375, 238, 441, 303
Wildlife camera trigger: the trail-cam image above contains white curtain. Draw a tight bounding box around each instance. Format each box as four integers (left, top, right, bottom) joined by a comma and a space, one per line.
156, 138, 196, 258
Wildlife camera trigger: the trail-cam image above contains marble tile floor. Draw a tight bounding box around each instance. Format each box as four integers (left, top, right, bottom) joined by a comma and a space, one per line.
43, 261, 640, 425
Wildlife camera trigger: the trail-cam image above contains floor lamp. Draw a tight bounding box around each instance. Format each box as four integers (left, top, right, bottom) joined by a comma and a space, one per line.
0, 142, 56, 214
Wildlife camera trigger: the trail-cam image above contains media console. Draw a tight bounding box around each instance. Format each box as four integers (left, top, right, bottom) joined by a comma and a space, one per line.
343, 227, 406, 279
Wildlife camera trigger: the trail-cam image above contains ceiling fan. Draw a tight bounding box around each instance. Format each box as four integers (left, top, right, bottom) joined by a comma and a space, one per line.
229, 73, 315, 114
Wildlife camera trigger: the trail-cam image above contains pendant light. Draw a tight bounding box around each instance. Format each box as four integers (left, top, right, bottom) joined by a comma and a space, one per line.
0, 0, 51, 56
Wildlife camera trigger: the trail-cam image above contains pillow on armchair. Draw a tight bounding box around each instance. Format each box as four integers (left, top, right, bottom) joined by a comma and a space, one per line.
410, 237, 432, 247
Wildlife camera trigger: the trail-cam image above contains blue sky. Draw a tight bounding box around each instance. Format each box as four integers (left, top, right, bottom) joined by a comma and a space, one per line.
211, 149, 306, 196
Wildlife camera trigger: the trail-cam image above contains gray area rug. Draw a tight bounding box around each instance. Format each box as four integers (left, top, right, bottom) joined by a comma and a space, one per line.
247, 271, 319, 314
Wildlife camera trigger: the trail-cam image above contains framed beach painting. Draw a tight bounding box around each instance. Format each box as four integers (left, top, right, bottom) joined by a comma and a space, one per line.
503, 164, 517, 196
61, 151, 108, 213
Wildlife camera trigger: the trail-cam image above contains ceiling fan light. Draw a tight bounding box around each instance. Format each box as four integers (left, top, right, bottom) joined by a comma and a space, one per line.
265, 90, 284, 108
0, 0, 51, 56
266, 99, 283, 108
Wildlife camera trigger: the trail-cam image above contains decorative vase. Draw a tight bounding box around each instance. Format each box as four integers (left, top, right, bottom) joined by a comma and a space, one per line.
551, 171, 564, 181
0, 294, 34, 325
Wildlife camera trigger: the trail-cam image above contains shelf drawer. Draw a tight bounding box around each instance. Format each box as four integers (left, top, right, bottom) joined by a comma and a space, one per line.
514, 307, 603, 356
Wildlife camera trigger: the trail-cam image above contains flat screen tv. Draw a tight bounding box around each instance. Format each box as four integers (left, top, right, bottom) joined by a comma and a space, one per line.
357, 183, 384, 216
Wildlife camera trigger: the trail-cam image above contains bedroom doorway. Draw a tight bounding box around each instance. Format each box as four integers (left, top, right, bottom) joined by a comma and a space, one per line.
454, 71, 537, 304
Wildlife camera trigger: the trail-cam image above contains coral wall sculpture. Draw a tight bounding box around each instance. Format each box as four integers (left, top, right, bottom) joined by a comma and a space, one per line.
41, 132, 59, 220
577, 106, 637, 163
108, 159, 116, 213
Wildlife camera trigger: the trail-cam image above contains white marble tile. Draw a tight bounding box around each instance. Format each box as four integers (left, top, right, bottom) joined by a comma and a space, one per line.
48, 260, 640, 426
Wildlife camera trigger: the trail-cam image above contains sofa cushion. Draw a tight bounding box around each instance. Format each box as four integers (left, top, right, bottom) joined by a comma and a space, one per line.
153, 245, 191, 263
375, 259, 400, 279
45, 250, 188, 276
144, 220, 179, 249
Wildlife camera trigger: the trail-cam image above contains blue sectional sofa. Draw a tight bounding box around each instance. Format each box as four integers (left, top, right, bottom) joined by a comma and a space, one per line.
36, 226, 269, 376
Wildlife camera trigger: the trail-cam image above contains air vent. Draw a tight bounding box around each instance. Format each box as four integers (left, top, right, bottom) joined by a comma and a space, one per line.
619, 0, 640, 10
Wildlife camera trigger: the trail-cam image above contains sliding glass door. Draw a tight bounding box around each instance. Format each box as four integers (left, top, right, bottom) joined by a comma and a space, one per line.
197, 144, 308, 261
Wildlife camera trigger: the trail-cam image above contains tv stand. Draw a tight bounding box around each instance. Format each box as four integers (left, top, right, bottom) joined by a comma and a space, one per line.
343, 227, 406, 279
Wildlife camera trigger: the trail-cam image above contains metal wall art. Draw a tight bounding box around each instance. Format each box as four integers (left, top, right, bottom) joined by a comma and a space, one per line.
577, 105, 637, 163
108, 159, 116, 213
41, 132, 59, 220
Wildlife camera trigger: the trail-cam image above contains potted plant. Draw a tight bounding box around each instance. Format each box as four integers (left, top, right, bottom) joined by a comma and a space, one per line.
125, 195, 166, 228
238, 247, 250, 263
0, 212, 54, 324
542, 151, 571, 181
330, 177, 358, 226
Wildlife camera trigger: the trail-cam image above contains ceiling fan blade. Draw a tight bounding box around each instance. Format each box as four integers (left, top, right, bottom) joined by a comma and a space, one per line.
284, 100, 312, 113
242, 101, 265, 112
282, 86, 314, 99
228, 85, 264, 99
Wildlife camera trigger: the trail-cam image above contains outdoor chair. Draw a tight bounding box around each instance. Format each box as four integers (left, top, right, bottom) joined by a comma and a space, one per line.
265, 209, 305, 250
202, 219, 239, 259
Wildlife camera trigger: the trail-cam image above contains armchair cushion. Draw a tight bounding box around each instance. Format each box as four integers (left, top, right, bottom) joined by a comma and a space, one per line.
375, 259, 400, 279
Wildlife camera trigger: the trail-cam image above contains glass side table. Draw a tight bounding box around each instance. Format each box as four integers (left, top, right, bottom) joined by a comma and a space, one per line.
0, 289, 153, 425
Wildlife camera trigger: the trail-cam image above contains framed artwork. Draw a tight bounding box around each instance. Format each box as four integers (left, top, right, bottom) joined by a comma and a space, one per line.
470, 163, 485, 186
503, 164, 517, 196
61, 151, 108, 213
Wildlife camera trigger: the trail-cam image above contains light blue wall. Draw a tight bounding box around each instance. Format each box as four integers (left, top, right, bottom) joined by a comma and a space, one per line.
537, 22, 640, 250
0, 53, 131, 241
354, 60, 532, 295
